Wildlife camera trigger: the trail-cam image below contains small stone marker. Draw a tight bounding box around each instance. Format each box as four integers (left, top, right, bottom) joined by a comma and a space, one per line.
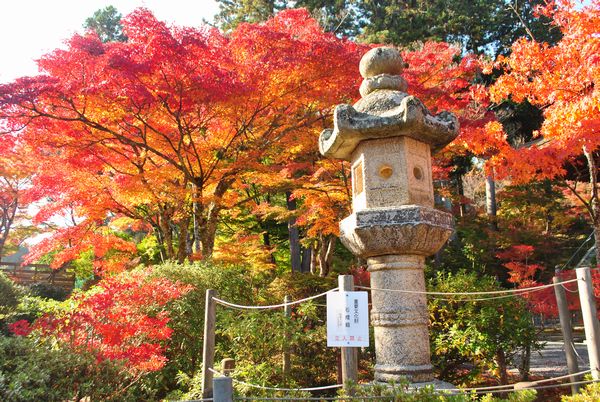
319, 47, 458, 383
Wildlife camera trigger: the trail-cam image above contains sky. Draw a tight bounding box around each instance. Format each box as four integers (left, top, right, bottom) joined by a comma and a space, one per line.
0, 0, 220, 83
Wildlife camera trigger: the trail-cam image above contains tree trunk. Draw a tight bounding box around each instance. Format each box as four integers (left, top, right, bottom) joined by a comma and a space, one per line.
519, 344, 531, 381
176, 218, 189, 263
457, 175, 467, 217
543, 180, 554, 234
485, 172, 498, 230
583, 146, 600, 266
286, 191, 302, 273
318, 235, 336, 277
199, 203, 219, 259
583, 146, 600, 265
495, 348, 508, 385
301, 246, 312, 273
159, 209, 174, 259
263, 231, 276, 265
0, 198, 17, 259
197, 178, 233, 259
310, 243, 318, 275
192, 183, 201, 254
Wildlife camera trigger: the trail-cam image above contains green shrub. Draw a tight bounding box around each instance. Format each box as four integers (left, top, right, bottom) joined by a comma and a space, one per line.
27, 282, 69, 301
0, 335, 154, 401
561, 378, 600, 401
428, 271, 540, 384
0, 273, 20, 312
0, 274, 23, 335
144, 261, 258, 396
149, 261, 339, 398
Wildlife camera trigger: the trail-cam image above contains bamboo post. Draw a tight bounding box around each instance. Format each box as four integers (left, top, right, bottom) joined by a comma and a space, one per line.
339, 275, 358, 389
283, 295, 292, 379
213, 376, 233, 402
201, 289, 217, 398
553, 275, 581, 394
576, 267, 600, 380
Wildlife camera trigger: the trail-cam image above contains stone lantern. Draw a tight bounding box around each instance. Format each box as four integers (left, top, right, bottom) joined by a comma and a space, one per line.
319, 47, 458, 384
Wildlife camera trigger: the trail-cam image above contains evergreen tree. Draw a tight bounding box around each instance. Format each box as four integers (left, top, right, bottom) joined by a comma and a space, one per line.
214, 0, 286, 31
215, 0, 362, 36
360, 0, 561, 55
84, 5, 127, 43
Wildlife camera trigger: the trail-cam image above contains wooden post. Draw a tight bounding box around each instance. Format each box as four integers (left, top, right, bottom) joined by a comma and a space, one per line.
221, 358, 235, 376
201, 289, 217, 398
213, 376, 233, 402
283, 295, 292, 379
576, 267, 600, 380
553, 275, 581, 394
339, 275, 358, 389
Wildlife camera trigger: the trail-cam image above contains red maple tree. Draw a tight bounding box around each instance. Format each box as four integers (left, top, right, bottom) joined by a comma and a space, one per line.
35, 270, 191, 372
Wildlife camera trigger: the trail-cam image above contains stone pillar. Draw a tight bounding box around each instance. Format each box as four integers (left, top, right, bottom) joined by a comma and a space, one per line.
368, 255, 432, 382
319, 47, 459, 384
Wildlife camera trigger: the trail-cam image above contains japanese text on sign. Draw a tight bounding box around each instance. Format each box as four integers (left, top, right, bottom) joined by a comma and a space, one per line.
326, 291, 369, 347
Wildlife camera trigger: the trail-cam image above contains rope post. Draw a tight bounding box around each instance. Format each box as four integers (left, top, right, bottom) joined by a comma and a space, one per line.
202, 289, 217, 398
213, 376, 233, 402
339, 275, 358, 390
283, 295, 292, 379
553, 275, 581, 394
576, 267, 600, 380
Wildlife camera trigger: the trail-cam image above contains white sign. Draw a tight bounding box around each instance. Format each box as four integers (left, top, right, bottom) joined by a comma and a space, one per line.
326, 291, 369, 347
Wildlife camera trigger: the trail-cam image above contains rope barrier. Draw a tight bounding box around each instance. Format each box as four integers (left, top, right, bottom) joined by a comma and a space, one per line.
209, 368, 343, 391
212, 288, 338, 310
523, 369, 590, 385
427, 293, 536, 302
212, 277, 583, 311
209, 367, 593, 395
561, 283, 579, 293
470, 379, 600, 395
230, 379, 600, 399
356, 277, 579, 297
571, 341, 586, 364
436, 369, 592, 393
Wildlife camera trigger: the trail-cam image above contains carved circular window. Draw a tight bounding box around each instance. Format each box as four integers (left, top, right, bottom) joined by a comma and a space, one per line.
413, 166, 424, 181
379, 165, 393, 179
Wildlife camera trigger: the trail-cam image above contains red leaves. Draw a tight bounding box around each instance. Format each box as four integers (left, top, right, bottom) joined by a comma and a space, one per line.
36, 270, 191, 373
496, 244, 535, 261
8, 319, 32, 336
497, 244, 542, 284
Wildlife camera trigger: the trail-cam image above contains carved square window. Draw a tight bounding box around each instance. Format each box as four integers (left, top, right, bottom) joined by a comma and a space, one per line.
353, 160, 364, 196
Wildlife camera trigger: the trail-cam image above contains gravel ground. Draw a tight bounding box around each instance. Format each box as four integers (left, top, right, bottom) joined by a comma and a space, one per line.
509, 341, 590, 378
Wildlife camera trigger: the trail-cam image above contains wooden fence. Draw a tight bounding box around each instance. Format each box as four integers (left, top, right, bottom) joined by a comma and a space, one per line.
0, 261, 75, 292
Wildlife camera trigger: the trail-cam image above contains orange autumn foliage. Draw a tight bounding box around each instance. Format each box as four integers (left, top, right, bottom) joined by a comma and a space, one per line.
487, 0, 600, 181
0, 9, 366, 269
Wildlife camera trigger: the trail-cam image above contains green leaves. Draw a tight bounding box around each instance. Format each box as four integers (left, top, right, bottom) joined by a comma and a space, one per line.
429, 271, 540, 384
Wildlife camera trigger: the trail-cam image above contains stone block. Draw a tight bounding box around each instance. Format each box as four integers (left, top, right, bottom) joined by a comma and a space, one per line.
339, 205, 453, 258
351, 136, 433, 210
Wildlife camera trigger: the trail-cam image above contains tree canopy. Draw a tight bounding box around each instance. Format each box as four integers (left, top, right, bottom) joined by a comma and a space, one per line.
487, 0, 600, 261
0, 8, 366, 272
214, 0, 561, 55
